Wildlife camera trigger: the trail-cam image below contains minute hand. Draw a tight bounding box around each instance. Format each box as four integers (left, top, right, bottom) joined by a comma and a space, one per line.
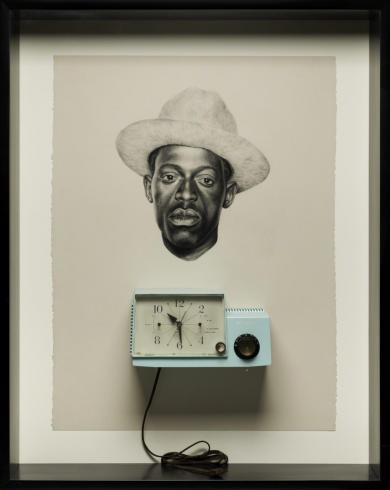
177, 321, 183, 345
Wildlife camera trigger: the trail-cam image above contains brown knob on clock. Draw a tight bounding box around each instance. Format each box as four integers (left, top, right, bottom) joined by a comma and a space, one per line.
215, 342, 226, 354
234, 334, 260, 360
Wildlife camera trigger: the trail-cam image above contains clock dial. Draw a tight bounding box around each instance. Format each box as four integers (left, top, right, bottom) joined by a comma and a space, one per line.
132, 293, 226, 357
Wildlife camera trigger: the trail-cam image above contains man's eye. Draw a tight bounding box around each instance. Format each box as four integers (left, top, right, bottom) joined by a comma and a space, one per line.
161, 174, 178, 183
197, 176, 215, 187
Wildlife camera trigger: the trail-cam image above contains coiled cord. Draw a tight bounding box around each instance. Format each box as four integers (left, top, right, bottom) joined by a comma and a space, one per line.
141, 368, 229, 477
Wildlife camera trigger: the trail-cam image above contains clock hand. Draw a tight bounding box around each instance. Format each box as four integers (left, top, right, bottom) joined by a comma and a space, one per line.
167, 313, 178, 324
177, 321, 183, 345
168, 311, 183, 344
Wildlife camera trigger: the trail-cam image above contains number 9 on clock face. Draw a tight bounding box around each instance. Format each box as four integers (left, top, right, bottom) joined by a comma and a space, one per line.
132, 292, 226, 357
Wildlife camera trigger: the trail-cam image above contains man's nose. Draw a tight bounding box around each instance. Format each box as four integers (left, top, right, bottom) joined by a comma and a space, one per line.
175, 178, 197, 204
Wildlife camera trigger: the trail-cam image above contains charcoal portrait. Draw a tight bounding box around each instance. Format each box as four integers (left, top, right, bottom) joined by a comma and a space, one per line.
116, 87, 270, 260
52, 56, 337, 432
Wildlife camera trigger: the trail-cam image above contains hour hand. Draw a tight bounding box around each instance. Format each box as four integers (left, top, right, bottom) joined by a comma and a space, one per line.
167, 313, 178, 324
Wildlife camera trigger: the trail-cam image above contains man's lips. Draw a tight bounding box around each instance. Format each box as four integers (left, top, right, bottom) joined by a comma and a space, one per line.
168, 208, 201, 227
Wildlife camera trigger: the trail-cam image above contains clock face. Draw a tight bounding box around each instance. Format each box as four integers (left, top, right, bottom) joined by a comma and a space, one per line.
132, 294, 226, 357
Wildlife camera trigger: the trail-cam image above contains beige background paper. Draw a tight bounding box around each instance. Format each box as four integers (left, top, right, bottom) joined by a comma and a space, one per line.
52, 56, 336, 430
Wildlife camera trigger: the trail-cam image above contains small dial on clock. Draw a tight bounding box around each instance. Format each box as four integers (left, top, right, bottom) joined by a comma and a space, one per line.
133, 293, 226, 357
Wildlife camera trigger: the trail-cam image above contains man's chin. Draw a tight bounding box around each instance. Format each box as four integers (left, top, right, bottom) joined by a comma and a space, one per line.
165, 229, 200, 249
161, 225, 219, 260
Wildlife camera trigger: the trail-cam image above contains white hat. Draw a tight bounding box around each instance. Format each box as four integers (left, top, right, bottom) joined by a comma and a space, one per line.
116, 87, 270, 192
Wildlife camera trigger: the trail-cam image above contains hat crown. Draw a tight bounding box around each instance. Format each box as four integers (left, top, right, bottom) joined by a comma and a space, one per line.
158, 87, 238, 134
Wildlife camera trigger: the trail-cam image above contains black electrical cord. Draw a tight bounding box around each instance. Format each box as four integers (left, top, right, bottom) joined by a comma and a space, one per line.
141, 368, 229, 477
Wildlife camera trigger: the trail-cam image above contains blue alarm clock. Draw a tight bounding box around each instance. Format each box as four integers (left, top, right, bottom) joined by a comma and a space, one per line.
130, 289, 271, 368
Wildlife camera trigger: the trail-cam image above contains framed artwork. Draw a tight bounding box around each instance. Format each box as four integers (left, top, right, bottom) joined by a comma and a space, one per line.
0, 2, 386, 489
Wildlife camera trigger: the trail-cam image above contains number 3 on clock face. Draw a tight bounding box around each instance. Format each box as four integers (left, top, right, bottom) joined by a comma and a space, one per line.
132, 292, 226, 358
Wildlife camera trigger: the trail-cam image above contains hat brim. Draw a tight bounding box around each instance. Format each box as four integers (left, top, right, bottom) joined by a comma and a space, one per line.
116, 118, 270, 192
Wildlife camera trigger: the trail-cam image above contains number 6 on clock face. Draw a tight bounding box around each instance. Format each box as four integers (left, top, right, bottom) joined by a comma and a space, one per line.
132, 291, 226, 358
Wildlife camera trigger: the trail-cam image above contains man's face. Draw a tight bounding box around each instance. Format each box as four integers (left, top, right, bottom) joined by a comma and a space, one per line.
144, 145, 236, 254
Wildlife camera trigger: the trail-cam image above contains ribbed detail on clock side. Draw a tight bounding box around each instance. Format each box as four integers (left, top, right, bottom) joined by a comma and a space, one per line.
130, 304, 134, 355
225, 307, 264, 312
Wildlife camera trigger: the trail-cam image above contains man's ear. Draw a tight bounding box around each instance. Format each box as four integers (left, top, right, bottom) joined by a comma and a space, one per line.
223, 182, 237, 208
143, 175, 153, 203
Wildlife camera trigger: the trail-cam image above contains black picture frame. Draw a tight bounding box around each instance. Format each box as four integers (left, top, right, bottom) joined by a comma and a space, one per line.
0, 1, 388, 488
